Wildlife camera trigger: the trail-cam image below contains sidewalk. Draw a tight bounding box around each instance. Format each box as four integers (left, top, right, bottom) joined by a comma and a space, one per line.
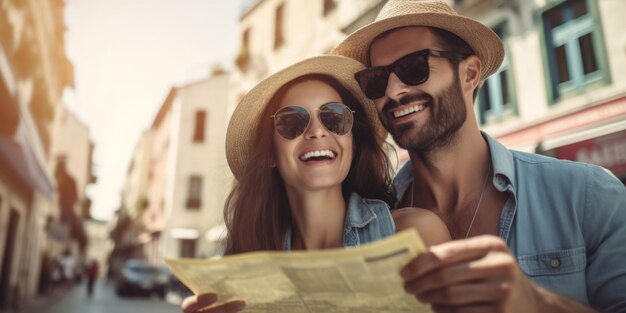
2, 281, 182, 313
0, 284, 77, 313
21, 285, 80, 313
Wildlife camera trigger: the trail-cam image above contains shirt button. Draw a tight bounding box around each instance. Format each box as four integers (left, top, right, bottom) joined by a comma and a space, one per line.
495, 176, 505, 187
550, 257, 560, 268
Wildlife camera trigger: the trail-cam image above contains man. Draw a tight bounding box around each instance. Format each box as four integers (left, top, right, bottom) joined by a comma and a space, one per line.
333, 0, 626, 312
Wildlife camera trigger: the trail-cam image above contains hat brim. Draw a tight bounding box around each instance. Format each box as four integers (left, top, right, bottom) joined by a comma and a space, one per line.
226, 55, 387, 179
332, 12, 504, 81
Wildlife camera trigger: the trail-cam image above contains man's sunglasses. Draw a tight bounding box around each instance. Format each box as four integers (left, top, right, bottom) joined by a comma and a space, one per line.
355, 49, 470, 100
271, 102, 355, 140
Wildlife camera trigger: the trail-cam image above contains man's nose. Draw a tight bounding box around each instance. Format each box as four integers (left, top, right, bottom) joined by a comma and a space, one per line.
385, 72, 411, 101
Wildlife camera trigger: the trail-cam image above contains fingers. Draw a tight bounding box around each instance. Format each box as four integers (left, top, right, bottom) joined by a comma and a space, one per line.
182, 294, 216, 313
416, 281, 512, 306
400, 236, 521, 309
181, 293, 246, 313
432, 304, 501, 313
405, 250, 517, 295
401, 235, 508, 281
200, 300, 247, 313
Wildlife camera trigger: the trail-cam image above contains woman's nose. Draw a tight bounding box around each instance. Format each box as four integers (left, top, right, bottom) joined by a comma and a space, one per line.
303, 114, 328, 139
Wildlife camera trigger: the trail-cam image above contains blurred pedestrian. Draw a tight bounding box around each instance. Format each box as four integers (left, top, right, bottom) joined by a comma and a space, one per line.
49, 257, 62, 296
58, 249, 76, 289
85, 260, 99, 297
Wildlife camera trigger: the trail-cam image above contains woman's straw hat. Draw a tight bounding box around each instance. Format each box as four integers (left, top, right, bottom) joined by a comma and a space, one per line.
332, 0, 504, 81
226, 55, 387, 179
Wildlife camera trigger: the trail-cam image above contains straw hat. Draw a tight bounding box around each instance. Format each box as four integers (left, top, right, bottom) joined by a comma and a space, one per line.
332, 0, 504, 81
226, 55, 387, 179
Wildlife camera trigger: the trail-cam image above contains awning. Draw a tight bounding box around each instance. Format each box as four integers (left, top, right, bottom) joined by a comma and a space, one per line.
170, 228, 200, 240
0, 136, 32, 187
0, 135, 55, 198
541, 118, 626, 151
550, 127, 626, 175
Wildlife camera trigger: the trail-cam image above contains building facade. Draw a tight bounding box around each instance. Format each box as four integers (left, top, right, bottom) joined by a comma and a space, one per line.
160, 74, 232, 259
0, 0, 94, 310
118, 73, 232, 265
468, 0, 626, 184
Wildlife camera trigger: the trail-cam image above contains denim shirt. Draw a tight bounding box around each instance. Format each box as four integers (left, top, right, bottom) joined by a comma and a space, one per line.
283, 192, 396, 249
393, 132, 626, 312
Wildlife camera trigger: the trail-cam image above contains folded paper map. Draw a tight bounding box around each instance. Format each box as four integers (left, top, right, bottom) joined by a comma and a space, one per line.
165, 229, 432, 312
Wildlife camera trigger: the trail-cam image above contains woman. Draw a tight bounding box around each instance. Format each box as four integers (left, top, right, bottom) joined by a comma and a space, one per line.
182, 55, 450, 313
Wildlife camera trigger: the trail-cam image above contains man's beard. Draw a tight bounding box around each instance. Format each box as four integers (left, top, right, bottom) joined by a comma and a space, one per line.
380, 77, 467, 155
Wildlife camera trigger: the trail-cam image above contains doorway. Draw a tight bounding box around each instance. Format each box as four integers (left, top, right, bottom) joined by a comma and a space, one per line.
0, 209, 19, 308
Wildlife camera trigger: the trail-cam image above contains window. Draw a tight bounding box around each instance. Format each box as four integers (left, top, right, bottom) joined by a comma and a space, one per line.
542, 0, 604, 101
236, 28, 252, 70
180, 239, 196, 258
193, 110, 206, 143
274, 3, 285, 50
186, 176, 202, 209
477, 24, 515, 124
242, 28, 250, 51
323, 0, 335, 16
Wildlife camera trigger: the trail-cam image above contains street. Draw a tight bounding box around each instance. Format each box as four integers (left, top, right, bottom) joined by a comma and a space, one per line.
23, 281, 180, 313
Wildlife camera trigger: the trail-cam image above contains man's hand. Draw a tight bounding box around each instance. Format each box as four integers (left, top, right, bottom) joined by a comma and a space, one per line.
400, 235, 589, 313
181, 293, 246, 313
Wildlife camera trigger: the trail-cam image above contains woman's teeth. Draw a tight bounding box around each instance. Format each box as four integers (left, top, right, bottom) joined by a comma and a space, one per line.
300, 149, 335, 161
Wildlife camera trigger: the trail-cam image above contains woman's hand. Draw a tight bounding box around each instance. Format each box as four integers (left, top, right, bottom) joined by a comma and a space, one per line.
181, 293, 246, 313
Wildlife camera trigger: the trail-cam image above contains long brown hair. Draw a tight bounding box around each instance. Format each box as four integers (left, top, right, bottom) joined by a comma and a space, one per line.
224, 74, 394, 255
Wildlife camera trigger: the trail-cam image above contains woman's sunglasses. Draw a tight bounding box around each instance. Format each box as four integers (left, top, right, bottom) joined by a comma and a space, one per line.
271, 102, 355, 140
354, 49, 470, 100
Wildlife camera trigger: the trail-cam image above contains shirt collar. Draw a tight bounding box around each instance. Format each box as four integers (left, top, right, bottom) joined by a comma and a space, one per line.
482, 131, 516, 191
344, 192, 378, 231
283, 192, 381, 250
392, 131, 517, 200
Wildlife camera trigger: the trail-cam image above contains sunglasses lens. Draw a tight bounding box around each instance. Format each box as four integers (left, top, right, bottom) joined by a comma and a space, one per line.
273, 106, 310, 139
319, 103, 353, 136
355, 69, 389, 100
395, 53, 429, 85
355, 51, 432, 100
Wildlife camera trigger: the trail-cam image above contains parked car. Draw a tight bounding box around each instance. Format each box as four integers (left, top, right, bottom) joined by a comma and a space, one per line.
115, 259, 169, 298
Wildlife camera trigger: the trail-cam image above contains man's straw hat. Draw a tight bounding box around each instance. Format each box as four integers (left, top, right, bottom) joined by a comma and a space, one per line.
332, 0, 504, 81
226, 55, 387, 179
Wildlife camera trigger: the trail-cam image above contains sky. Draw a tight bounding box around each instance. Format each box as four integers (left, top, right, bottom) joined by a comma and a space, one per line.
64, 0, 244, 220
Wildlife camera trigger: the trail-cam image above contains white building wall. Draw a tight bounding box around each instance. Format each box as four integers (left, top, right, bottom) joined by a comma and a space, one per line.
50, 106, 92, 205
164, 74, 231, 259
597, 0, 626, 92
148, 98, 175, 259
122, 131, 153, 218
228, 0, 361, 134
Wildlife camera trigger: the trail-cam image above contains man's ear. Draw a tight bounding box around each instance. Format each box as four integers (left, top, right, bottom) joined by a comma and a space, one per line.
460, 55, 481, 94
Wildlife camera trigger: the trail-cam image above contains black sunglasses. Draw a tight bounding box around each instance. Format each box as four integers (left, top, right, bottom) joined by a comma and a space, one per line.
355, 49, 470, 100
271, 102, 355, 140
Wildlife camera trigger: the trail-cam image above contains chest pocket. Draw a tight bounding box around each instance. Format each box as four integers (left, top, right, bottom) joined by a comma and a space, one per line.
517, 246, 586, 276
517, 246, 588, 302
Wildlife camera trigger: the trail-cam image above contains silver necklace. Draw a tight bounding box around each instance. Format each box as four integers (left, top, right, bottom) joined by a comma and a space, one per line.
410, 163, 492, 239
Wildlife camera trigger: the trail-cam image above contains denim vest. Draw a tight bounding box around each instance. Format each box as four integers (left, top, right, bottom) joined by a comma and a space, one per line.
283, 192, 396, 249
393, 132, 626, 312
